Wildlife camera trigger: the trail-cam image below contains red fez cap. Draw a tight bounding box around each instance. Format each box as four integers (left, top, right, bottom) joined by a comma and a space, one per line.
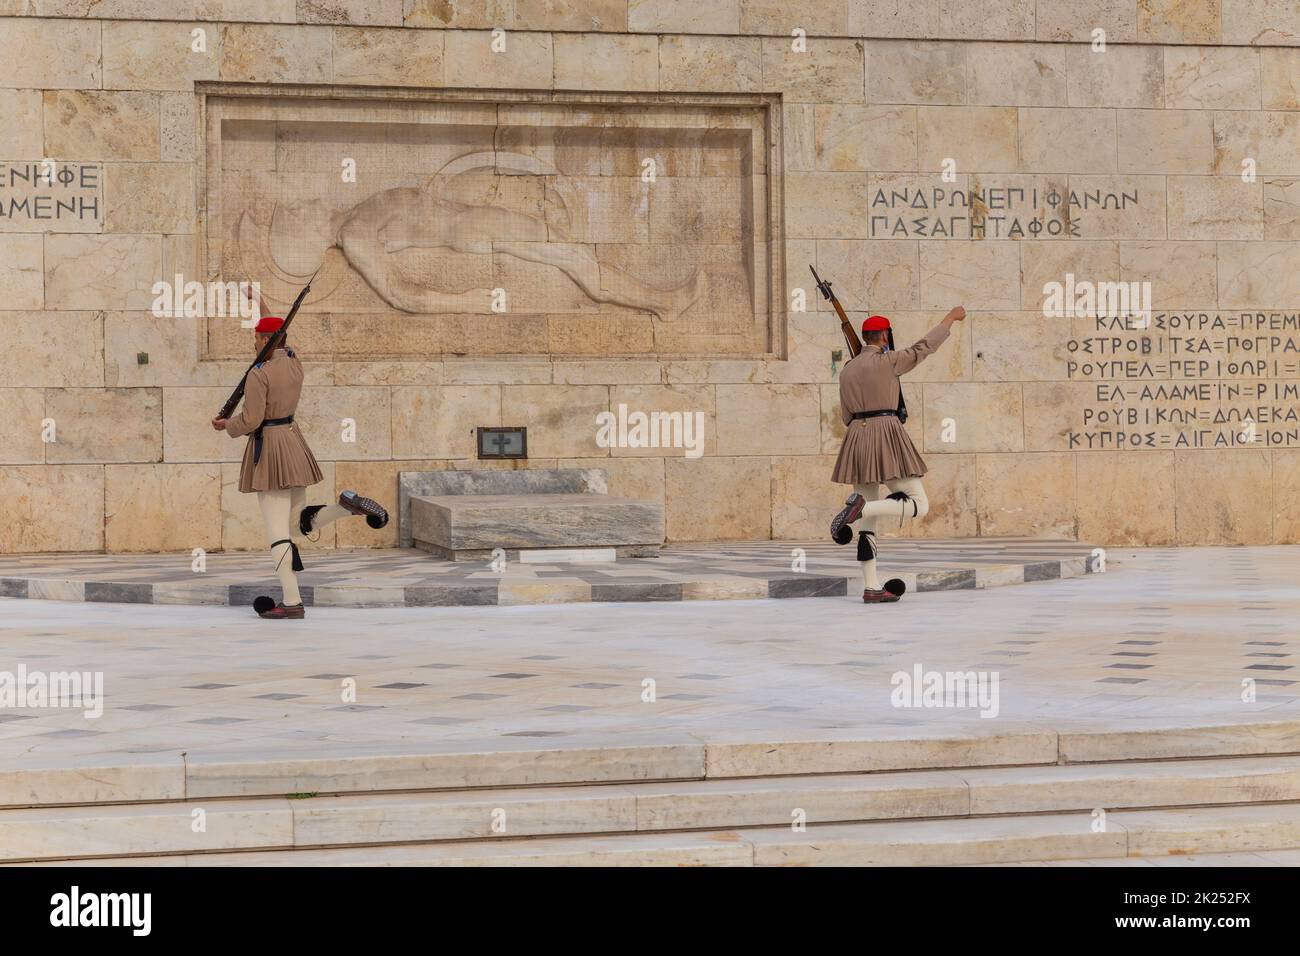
861, 314, 891, 335
255, 316, 284, 334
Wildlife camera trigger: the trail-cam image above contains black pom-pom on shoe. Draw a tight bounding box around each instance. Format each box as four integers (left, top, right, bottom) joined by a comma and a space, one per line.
339, 490, 389, 529
829, 492, 865, 544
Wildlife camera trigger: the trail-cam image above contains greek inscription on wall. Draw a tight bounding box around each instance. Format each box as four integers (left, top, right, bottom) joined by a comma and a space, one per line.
1067, 312, 1300, 450
0, 162, 102, 233
869, 186, 1138, 239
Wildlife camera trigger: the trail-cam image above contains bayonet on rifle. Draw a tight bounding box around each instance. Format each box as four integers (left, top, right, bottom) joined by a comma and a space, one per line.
810, 265, 862, 358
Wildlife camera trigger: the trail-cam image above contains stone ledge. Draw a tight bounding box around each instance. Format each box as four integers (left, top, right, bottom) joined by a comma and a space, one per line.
5, 719, 1298, 808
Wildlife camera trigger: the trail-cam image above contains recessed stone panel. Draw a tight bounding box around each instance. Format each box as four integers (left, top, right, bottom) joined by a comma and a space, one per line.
203, 88, 779, 361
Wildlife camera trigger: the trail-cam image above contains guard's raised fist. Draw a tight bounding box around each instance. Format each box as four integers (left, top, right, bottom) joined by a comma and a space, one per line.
946, 306, 966, 322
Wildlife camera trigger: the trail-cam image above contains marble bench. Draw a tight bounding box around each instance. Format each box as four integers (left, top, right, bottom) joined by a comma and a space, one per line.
400, 469, 664, 562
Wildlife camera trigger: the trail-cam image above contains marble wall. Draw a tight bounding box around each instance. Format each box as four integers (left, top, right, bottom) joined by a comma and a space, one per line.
1, 1, 1298, 553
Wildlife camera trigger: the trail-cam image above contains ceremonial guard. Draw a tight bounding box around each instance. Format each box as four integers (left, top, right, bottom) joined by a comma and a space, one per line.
212, 294, 389, 619
829, 307, 965, 603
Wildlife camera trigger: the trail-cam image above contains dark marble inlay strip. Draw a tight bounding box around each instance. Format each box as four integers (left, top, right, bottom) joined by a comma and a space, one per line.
404, 585, 499, 607
1022, 561, 1062, 582
0, 578, 30, 598
84, 582, 153, 604
591, 582, 683, 603
768, 576, 848, 599
917, 569, 977, 591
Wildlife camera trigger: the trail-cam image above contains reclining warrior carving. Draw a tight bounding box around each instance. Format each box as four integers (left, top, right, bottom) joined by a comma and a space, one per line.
236, 150, 703, 320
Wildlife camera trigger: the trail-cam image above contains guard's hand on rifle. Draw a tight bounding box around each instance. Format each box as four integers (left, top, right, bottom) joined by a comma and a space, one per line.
944, 306, 967, 324
212, 417, 228, 431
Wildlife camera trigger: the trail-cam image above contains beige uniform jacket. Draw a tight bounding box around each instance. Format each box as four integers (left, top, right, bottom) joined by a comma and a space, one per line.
226, 348, 324, 493
831, 322, 950, 485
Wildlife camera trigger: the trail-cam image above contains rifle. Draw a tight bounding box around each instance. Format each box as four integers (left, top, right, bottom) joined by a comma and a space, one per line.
810, 265, 861, 358
217, 268, 319, 420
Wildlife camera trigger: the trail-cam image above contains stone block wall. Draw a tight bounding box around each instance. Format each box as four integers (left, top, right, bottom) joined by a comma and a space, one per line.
1, 1, 1298, 553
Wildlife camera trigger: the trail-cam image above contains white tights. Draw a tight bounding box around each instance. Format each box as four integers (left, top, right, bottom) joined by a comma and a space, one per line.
256, 489, 352, 606
852, 477, 929, 590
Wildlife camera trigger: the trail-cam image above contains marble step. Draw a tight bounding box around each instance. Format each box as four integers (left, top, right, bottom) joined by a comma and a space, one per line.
13, 803, 1300, 867
6, 755, 1300, 863
741, 803, 1300, 866
7, 719, 1300, 808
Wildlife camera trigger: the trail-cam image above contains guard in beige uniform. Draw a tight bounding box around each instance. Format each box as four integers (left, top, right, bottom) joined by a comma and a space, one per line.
830, 307, 965, 603
212, 311, 389, 620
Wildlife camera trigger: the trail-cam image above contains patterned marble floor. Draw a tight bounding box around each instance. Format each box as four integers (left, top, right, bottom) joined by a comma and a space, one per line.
0, 547, 1294, 764
0, 537, 1097, 607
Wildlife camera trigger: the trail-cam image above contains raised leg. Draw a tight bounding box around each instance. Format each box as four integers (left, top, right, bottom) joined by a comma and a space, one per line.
857, 476, 930, 524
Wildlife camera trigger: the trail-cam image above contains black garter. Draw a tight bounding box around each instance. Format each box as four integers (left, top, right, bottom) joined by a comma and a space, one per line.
857, 529, 876, 562
270, 538, 304, 572
886, 491, 918, 526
